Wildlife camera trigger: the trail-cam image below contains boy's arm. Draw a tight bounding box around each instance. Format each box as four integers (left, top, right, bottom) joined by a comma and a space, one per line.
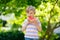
22, 19, 28, 32
33, 18, 42, 32
37, 19, 42, 32
35, 24, 42, 32
22, 25, 27, 32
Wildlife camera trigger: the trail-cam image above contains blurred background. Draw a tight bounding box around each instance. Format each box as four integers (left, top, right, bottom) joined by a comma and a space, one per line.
0, 0, 60, 40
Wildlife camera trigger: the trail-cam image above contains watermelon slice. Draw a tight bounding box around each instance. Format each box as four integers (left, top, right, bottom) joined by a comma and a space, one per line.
28, 16, 35, 21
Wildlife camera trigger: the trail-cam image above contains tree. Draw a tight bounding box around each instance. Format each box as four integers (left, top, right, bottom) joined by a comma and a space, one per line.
0, 0, 60, 40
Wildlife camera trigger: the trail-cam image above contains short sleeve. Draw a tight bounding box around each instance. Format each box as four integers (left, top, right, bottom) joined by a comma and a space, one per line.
22, 19, 28, 27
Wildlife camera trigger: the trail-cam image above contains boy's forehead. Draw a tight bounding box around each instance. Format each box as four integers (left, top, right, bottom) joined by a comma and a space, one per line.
29, 10, 35, 12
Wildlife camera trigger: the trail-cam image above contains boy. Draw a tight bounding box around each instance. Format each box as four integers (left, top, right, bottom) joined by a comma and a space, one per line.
22, 6, 42, 40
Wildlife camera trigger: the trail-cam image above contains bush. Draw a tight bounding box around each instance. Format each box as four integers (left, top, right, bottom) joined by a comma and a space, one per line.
54, 33, 60, 40
0, 30, 24, 40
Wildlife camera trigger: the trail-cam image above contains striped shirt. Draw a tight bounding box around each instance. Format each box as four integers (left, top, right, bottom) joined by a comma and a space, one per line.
22, 18, 41, 39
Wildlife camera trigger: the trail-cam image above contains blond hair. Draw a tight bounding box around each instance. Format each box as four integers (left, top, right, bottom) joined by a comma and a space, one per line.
26, 5, 35, 13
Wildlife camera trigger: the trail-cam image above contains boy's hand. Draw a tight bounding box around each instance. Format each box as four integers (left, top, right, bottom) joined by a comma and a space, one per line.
32, 19, 38, 25
27, 19, 33, 24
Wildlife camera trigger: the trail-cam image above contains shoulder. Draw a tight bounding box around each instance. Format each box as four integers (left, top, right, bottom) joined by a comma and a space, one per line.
23, 19, 28, 23
22, 19, 28, 25
35, 17, 41, 22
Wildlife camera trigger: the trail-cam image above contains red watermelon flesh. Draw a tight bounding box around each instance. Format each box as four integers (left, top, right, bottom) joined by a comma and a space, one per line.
28, 16, 35, 21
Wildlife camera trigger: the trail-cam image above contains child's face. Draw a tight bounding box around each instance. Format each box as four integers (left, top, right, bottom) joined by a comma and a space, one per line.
27, 10, 35, 17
